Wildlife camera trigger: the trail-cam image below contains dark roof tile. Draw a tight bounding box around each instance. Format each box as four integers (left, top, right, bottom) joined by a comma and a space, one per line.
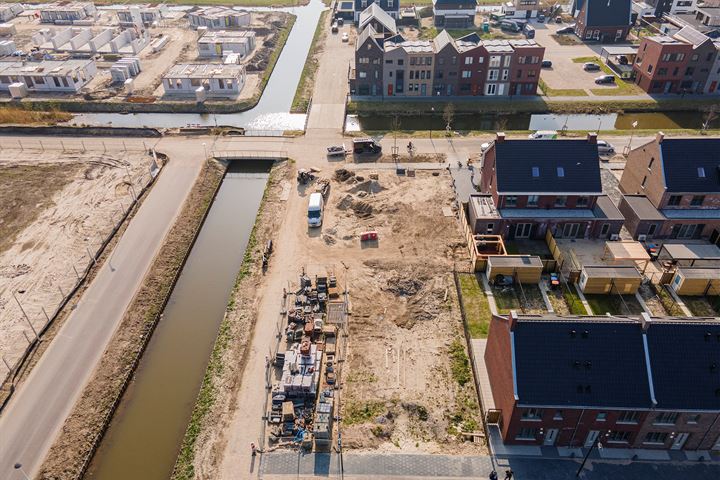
660, 139, 720, 193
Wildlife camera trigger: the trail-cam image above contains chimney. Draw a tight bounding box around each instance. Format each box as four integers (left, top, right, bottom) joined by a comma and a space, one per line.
508, 310, 519, 331
640, 312, 653, 331
496, 132, 506, 143
587, 132, 597, 144
656, 131, 665, 144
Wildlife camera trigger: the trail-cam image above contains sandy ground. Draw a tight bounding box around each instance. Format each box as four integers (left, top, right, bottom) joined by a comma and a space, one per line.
0, 149, 154, 373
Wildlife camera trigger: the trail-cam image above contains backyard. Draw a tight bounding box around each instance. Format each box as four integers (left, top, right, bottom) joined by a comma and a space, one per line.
491, 283, 547, 315
585, 293, 645, 315
681, 296, 720, 317
457, 273, 492, 338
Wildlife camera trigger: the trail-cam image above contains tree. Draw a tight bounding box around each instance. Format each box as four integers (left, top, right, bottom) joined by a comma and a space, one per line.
702, 105, 718, 133
391, 115, 402, 159
443, 103, 455, 135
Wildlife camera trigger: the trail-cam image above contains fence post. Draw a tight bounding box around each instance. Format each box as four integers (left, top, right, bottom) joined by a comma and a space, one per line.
13, 293, 38, 340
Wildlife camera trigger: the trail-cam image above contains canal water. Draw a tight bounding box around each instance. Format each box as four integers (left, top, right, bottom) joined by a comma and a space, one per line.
70, 0, 325, 130
85, 161, 271, 480
345, 110, 717, 132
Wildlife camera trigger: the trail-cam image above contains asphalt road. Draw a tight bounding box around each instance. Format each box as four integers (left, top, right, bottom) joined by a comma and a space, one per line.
0, 136, 209, 480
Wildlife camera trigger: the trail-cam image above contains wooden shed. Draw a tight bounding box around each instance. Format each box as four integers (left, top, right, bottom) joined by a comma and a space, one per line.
486, 255, 543, 284
578, 265, 641, 294
670, 268, 720, 296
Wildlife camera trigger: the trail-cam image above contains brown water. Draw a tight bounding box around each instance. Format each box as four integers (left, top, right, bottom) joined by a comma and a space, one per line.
86, 161, 271, 480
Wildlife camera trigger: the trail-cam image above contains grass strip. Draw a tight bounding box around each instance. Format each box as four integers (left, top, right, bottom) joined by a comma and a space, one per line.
457, 273, 491, 338
449, 338, 472, 386
291, 9, 328, 113
0, 107, 71, 125
539, 79, 588, 97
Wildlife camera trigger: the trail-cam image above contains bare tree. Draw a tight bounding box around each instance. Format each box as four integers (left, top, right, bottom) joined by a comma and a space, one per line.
702, 105, 718, 133
443, 103, 455, 135
391, 115, 402, 159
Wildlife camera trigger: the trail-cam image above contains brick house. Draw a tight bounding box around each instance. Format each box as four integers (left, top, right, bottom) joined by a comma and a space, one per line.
485, 312, 720, 450
673, 26, 720, 94
432, 29, 460, 96
573, 0, 633, 43
619, 134, 720, 241
353, 25, 385, 96
470, 133, 624, 240
354, 0, 399, 23
456, 33, 489, 96
509, 40, 544, 95
633, 36, 693, 94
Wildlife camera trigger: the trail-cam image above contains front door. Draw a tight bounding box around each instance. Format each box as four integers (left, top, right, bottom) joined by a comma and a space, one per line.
562, 223, 580, 238
584, 430, 600, 448
678, 224, 697, 239
671, 432, 689, 450
421, 83, 427, 96
664, 81, 673, 93
515, 223, 533, 239
526, 9, 532, 19
544, 428, 559, 446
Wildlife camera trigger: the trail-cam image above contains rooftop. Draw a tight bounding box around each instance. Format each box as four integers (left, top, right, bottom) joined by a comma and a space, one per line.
582, 265, 642, 279
190, 6, 249, 19
657, 138, 720, 193
198, 30, 256, 42
621, 195, 666, 221
0, 59, 94, 76
164, 63, 245, 79
359, 3, 397, 35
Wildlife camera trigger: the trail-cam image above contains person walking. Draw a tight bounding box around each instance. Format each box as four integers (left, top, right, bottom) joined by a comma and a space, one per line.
251, 443, 257, 457
505, 469, 513, 480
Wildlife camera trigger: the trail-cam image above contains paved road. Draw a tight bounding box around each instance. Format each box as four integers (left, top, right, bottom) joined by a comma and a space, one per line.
0, 136, 210, 480
260, 451, 720, 480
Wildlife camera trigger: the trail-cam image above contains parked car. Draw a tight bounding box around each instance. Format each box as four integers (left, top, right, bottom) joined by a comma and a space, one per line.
500, 20, 522, 33
528, 130, 558, 140
524, 24, 535, 39
583, 62, 601, 71
556, 26, 574, 34
541, 60, 552, 68
341, 32, 349, 42
597, 140, 615, 155
555, 16, 563, 23
537, 13, 545, 23
331, 22, 338, 33
594, 74, 616, 84
353, 138, 382, 154
337, 17, 344, 26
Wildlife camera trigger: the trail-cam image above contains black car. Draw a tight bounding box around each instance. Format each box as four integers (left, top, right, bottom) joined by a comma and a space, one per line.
555, 16, 562, 23
353, 138, 382, 154
583, 62, 601, 71
541, 60, 552, 68
594, 75, 616, 84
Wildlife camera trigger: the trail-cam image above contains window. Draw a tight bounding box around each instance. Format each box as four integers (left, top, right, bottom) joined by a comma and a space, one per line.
596, 412, 607, 421
608, 431, 631, 443
641, 176, 647, 188
691, 195, 705, 206
397, 59, 404, 65
409, 71, 414, 80
532, 167, 540, 177
501, 69, 509, 81
387, 0, 393, 6
489, 56, 501, 67
658, 68, 668, 76
648, 158, 654, 170
677, 53, 685, 61
518, 56, 526, 64
420, 70, 425, 80
555, 196, 567, 207
527, 70, 536, 78
654, 412, 678, 425
438, 57, 444, 65
504, 55, 511, 67
530, 56, 539, 64
668, 195, 682, 206
686, 67, 695, 76
478, 57, 484, 63
462, 70, 471, 78
662, 53, 671, 62
553, 410, 564, 420
576, 196, 589, 207
527, 195, 539, 207
644, 432, 669, 444
698, 167, 706, 178
361, 0, 367, 6
557, 167, 565, 177
359, 57, 369, 64
385, 59, 393, 64
486, 223, 494, 234
515, 427, 539, 440
410, 57, 416, 66
486, 83, 497, 95
358, 71, 367, 78
618, 411, 640, 424
426, 57, 432, 65
521, 408, 543, 420
465, 57, 473, 65
647, 64, 654, 74
600, 223, 610, 236
686, 414, 701, 424
505, 196, 518, 207
487, 70, 499, 81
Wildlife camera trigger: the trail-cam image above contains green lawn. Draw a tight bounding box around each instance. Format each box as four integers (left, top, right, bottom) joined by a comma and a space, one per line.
681, 296, 720, 317
572, 56, 643, 96
539, 79, 588, 97
563, 284, 590, 315
654, 286, 686, 316
457, 273, 492, 338
585, 294, 645, 315
291, 9, 328, 113
492, 284, 546, 314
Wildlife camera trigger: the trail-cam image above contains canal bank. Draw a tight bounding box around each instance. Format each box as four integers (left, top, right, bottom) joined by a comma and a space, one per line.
83, 160, 272, 480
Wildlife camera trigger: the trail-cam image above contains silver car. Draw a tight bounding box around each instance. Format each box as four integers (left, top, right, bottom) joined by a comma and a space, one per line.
597, 140, 615, 155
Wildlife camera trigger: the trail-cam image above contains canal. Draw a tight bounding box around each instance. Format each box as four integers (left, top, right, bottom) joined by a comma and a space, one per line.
85, 161, 272, 480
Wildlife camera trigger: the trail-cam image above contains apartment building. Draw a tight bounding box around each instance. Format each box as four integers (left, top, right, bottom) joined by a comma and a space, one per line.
470, 133, 624, 240
187, 7, 251, 30
485, 312, 720, 450
633, 35, 694, 93
619, 134, 720, 241
353, 29, 543, 97
432, 0, 477, 28
0, 59, 97, 93
40, 2, 98, 24
573, 0, 633, 43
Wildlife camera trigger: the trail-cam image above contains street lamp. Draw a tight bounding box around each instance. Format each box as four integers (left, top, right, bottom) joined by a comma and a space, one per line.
576, 430, 610, 477
430, 106, 435, 139
202, 142, 208, 160
14, 463, 30, 480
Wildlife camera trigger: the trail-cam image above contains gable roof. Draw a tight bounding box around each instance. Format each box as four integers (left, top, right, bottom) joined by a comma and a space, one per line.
512, 318, 652, 408
493, 140, 602, 194
674, 26, 713, 47
658, 138, 720, 193
433, 29, 456, 52
359, 3, 397, 35
583, 0, 632, 28
356, 23, 382, 51
646, 321, 720, 411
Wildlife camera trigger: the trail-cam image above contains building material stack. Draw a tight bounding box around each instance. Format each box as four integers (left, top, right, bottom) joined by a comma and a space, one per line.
110, 57, 141, 83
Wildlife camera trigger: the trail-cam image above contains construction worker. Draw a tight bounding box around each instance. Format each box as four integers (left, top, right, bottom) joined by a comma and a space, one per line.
251, 443, 257, 457
489, 470, 498, 480
505, 469, 513, 480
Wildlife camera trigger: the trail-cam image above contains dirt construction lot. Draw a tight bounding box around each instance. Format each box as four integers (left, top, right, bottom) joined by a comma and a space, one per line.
0, 148, 154, 370
322, 168, 484, 454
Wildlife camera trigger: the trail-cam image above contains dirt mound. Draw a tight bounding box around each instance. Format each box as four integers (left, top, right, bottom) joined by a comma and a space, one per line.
385, 277, 423, 297
336, 195, 374, 218
349, 180, 384, 195
334, 168, 355, 182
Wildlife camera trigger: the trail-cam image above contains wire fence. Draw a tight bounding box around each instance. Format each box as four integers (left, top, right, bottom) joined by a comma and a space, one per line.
0, 137, 154, 154
0, 151, 161, 412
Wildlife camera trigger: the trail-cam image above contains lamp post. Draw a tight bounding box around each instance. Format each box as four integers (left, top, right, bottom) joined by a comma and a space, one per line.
14, 463, 30, 480
576, 430, 610, 477
430, 106, 435, 139
202, 142, 208, 160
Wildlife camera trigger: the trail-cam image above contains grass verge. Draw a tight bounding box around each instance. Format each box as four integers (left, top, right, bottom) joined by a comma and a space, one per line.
539, 78, 588, 97
171, 164, 281, 480
260, 14, 296, 92
654, 285, 686, 316
0, 107, 72, 125
291, 10, 328, 113
449, 338, 472, 387
572, 56, 643, 96
343, 400, 387, 425
563, 283, 589, 315
457, 273, 491, 338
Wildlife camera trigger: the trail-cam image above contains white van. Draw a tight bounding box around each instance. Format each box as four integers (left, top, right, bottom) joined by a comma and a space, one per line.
528, 130, 558, 140
308, 192, 324, 228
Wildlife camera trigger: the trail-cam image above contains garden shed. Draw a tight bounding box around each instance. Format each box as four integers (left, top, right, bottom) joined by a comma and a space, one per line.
486, 255, 543, 284
670, 268, 720, 296
578, 265, 642, 294
658, 243, 720, 267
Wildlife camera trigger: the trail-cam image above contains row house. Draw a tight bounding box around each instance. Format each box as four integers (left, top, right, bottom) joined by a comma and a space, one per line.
162, 63, 246, 98
619, 134, 720, 242
641, 0, 698, 17
0, 59, 97, 93
573, 0, 633, 43
353, 0, 399, 23
353, 29, 544, 97
432, 0, 477, 29
485, 312, 720, 450
633, 29, 720, 94
469, 133, 624, 240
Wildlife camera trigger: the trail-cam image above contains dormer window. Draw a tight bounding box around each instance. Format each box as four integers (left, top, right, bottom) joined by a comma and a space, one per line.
557, 167, 565, 178
698, 167, 706, 178
532, 166, 540, 177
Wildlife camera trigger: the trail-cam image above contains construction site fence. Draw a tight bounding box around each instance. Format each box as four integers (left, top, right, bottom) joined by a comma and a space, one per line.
0, 137, 156, 153
0, 151, 161, 413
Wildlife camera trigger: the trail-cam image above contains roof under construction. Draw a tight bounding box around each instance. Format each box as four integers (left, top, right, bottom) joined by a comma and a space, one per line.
163, 63, 245, 79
